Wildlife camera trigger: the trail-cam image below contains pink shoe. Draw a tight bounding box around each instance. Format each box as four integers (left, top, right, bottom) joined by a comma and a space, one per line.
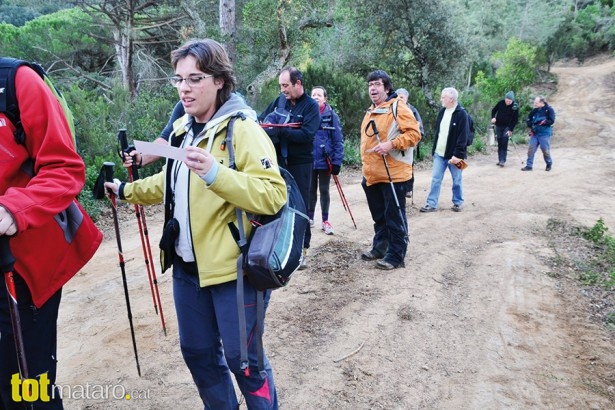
322, 221, 334, 235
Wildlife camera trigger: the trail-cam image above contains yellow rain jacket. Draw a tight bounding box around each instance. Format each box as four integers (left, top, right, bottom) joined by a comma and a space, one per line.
122, 100, 286, 288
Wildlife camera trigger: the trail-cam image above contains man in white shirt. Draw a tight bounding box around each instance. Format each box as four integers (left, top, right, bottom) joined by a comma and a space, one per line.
420, 87, 470, 213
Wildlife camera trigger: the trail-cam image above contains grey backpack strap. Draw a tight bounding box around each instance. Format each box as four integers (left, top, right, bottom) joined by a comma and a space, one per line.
227, 113, 267, 377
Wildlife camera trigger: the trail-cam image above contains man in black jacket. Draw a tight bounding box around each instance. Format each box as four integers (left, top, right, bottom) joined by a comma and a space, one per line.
490, 91, 519, 167
420, 87, 470, 213
259, 67, 320, 268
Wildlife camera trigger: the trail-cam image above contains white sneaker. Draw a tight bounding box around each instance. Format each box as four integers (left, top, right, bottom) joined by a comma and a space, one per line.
322, 221, 334, 235
298, 248, 308, 270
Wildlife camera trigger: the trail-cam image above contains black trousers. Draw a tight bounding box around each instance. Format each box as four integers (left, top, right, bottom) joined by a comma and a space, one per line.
361, 178, 409, 266
285, 162, 312, 249
0, 273, 63, 409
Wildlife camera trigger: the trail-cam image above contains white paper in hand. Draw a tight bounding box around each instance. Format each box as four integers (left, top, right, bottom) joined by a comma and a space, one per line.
133, 140, 187, 162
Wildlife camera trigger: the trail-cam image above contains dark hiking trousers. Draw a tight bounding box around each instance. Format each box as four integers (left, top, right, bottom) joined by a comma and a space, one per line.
173, 262, 278, 409
361, 177, 409, 267
0, 273, 63, 409
285, 162, 312, 249
309, 169, 332, 219
495, 125, 510, 164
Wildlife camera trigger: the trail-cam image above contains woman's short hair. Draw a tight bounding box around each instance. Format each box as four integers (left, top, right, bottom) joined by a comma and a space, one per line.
171, 39, 237, 109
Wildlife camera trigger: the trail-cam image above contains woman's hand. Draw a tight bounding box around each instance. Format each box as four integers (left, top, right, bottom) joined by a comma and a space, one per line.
184, 146, 215, 177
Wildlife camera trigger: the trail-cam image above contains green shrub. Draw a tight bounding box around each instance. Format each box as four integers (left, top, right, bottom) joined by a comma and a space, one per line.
579, 218, 615, 290
342, 137, 361, 167
606, 311, 615, 330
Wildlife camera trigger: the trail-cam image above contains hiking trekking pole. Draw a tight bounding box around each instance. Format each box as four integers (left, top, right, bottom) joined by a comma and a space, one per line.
365, 120, 409, 241
100, 162, 142, 377
259, 122, 301, 129
322, 146, 357, 229
117, 129, 167, 336
1, 236, 32, 397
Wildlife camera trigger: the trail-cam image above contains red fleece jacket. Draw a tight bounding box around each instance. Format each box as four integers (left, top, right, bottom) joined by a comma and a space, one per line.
0, 65, 102, 307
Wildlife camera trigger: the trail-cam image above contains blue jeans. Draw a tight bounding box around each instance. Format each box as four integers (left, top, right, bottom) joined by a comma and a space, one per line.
526, 133, 552, 168
173, 263, 278, 410
361, 178, 408, 266
425, 153, 464, 208
0, 273, 63, 409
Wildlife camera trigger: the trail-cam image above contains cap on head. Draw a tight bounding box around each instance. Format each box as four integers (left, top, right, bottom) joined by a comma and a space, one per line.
505, 91, 515, 101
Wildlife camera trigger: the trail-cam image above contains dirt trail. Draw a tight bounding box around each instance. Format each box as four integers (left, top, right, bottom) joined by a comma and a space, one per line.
56, 56, 615, 409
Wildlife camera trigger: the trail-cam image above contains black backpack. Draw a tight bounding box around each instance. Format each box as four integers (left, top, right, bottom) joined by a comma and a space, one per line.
466, 112, 475, 147
0, 57, 76, 147
226, 114, 308, 291
225, 113, 309, 377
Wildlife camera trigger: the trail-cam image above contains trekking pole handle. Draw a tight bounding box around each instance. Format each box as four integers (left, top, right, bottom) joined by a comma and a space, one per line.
117, 129, 139, 180
117, 129, 136, 159
0, 235, 15, 274
368, 120, 381, 143
103, 161, 115, 184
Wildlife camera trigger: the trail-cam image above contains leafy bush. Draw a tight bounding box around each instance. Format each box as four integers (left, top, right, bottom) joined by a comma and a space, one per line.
304, 64, 368, 143
474, 38, 538, 108
580, 218, 615, 290
66, 84, 176, 173
342, 138, 361, 167
546, 3, 615, 61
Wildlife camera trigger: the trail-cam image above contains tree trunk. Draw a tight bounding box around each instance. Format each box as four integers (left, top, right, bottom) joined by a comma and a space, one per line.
113, 27, 136, 97
219, 0, 237, 64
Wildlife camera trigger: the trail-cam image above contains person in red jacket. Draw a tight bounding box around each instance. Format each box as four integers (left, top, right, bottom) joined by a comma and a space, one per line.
0, 61, 102, 409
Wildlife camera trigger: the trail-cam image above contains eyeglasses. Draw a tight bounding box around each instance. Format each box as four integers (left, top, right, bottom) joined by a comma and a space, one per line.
368, 81, 383, 87
170, 74, 213, 87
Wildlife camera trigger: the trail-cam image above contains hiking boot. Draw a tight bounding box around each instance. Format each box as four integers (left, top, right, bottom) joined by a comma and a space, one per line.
546, 164, 552, 171
375, 260, 405, 270
521, 166, 532, 171
420, 204, 437, 213
451, 204, 462, 212
361, 250, 383, 261
298, 248, 308, 270
322, 221, 334, 235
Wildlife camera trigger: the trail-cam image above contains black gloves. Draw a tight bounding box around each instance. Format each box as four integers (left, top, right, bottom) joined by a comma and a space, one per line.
331, 165, 341, 175
263, 126, 280, 144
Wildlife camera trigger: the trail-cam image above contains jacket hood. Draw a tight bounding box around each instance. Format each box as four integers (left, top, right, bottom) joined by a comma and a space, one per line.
208, 93, 257, 128
172, 93, 257, 136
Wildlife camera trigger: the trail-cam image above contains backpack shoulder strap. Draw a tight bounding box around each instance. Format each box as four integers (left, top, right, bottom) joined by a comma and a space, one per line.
223, 111, 268, 378
0, 57, 29, 144
225, 112, 246, 170
276, 94, 286, 110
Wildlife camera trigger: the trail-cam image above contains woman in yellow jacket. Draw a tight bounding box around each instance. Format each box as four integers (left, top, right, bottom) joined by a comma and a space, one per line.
360, 70, 421, 270
106, 39, 286, 410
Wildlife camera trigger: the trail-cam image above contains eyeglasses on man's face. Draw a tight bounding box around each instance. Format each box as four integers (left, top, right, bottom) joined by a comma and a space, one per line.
170, 74, 213, 87
368, 81, 384, 88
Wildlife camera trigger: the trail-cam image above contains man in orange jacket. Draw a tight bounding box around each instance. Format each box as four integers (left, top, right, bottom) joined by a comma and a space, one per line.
359, 70, 421, 270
